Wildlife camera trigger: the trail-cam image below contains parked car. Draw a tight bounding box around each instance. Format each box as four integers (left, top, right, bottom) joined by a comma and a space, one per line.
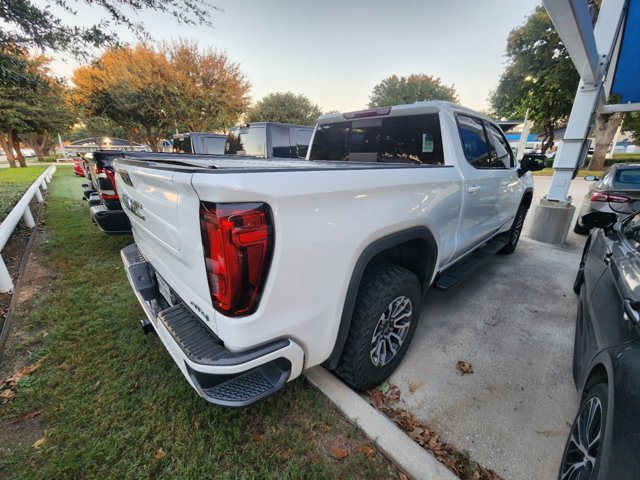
72, 158, 85, 177
562, 210, 640, 479
84, 151, 131, 234
114, 101, 544, 407
574, 164, 640, 234
225, 122, 313, 159
172, 132, 228, 155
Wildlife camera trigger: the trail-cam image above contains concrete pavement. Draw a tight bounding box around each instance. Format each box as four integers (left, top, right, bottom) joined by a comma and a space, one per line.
388, 176, 591, 480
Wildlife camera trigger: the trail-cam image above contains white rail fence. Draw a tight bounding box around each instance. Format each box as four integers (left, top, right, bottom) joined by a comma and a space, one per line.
0, 165, 56, 293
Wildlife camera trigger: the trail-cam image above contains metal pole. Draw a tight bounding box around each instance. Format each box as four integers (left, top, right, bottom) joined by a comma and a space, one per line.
516, 109, 531, 162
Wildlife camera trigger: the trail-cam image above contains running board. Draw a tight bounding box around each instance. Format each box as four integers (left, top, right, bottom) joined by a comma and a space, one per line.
434, 235, 508, 291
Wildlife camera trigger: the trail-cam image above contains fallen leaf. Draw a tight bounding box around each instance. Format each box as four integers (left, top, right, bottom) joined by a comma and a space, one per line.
5, 361, 41, 387
0, 389, 15, 400
378, 381, 391, 394
281, 448, 292, 460
32, 437, 46, 449
320, 423, 331, 433
398, 473, 410, 480
331, 445, 349, 459
456, 361, 474, 375
154, 447, 166, 460
408, 382, 421, 395
408, 426, 425, 444
355, 443, 375, 457
251, 432, 263, 444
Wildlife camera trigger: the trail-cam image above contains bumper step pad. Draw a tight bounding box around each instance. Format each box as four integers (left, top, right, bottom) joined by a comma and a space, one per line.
90, 204, 131, 234
121, 243, 292, 407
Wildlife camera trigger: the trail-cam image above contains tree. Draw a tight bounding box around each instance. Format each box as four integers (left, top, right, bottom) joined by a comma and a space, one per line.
490, 6, 580, 153
167, 40, 250, 132
624, 112, 640, 145
0, 0, 220, 83
0, 50, 74, 166
247, 92, 322, 126
368, 74, 458, 108
586, 111, 624, 170
71, 42, 250, 150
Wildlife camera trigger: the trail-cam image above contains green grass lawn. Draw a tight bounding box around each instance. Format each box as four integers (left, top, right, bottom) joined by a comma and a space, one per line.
533, 168, 604, 177
0, 168, 394, 479
0, 166, 48, 223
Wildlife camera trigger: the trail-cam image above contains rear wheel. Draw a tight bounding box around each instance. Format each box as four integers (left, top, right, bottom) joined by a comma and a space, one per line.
335, 263, 421, 391
558, 383, 608, 480
499, 202, 528, 254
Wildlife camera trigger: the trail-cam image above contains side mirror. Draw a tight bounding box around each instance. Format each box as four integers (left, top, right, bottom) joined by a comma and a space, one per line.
584, 175, 599, 181
517, 155, 545, 177
581, 211, 617, 232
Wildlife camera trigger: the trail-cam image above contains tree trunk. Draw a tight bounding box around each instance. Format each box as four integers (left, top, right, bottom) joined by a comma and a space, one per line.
540, 124, 554, 154
26, 133, 45, 161
11, 131, 27, 167
587, 112, 624, 171
0, 128, 17, 168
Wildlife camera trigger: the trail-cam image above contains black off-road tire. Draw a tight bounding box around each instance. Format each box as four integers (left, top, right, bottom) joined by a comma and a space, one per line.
334, 263, 421, 391
499, 202, 528, 254
558, 383, 608, 480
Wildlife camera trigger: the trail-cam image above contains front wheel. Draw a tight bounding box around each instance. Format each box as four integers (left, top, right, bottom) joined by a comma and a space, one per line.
499, 202, 528, 254
558, 383, 608, 480
335, 263, 421, 391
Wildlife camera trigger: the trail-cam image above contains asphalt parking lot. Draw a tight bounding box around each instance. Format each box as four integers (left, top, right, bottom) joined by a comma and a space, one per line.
389, 176, 592, 480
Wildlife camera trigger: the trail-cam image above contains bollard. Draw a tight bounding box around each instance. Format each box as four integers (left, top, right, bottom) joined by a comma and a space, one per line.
22, 207, 35, 229
35, 188, 44, 203
0, 256, 13, 293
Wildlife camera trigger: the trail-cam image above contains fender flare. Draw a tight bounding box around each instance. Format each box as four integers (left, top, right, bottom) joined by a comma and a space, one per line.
324, 227, 438, 369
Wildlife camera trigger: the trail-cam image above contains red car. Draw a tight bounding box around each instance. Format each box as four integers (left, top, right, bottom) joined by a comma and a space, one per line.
73, 158, 85, 177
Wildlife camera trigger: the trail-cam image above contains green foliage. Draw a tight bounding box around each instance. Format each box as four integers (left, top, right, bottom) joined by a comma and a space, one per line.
605, 155, 640, 167
0, 165, 46, 221
0, 0, 220, 81
247, 92, 322, 126
624, 112, 640, 143
490, 6, 580, 151
368, 74, 458, 108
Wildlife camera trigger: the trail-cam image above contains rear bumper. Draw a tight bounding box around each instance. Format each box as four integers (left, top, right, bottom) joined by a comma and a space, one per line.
120, 243, 304, 407
90, 205, 131, 234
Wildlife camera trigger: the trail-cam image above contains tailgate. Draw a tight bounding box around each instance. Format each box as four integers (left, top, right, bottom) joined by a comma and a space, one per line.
113, 161, 216, 330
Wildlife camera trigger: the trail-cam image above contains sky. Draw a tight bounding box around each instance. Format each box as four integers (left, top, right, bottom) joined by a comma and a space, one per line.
46, 0, 543, 113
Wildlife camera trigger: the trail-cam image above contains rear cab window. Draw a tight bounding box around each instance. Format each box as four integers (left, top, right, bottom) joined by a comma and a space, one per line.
614, 168, 640, 187
309, 114, 444, 165
225, 127, 266, 157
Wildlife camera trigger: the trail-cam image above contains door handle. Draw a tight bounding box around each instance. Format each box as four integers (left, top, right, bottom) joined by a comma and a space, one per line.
468, 186, 481, 194
623, 299, 640, 325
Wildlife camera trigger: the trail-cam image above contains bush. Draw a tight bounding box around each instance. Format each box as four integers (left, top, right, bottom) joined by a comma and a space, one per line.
604, 156, 640, 167
38, 156, 58, 163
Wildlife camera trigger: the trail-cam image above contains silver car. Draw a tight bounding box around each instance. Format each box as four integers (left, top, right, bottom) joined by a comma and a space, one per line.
574, 163, 640, 234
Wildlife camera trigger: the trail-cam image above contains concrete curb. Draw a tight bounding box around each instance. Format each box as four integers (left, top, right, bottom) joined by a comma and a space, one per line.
305, 367, 459, 480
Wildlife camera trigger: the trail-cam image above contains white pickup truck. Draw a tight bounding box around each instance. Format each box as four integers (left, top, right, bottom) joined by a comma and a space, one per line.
115, 101, 542, 407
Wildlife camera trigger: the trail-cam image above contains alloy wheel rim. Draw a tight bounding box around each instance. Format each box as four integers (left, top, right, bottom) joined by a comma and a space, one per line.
370, 296, 412, 367
512, 210, 525, 245
560, 397, 603, 480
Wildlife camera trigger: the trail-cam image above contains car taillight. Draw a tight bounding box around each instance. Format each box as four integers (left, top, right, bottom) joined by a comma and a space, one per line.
94, 166, 118, 199
591, 192, 629, 203
200, 202, 274, 317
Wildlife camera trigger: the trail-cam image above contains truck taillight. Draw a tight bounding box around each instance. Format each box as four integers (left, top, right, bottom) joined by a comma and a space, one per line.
94, 166, 118, 199
200, 202, 274, 317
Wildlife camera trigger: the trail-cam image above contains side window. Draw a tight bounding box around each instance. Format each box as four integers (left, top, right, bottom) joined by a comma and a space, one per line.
237, 128, 266, 157
270, 126, 292, 158
173, 136, 193, 154
379, 114, 444, 165
486, 123, 514, 168
309, 122, 350, 161
457, 115, 492, 168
